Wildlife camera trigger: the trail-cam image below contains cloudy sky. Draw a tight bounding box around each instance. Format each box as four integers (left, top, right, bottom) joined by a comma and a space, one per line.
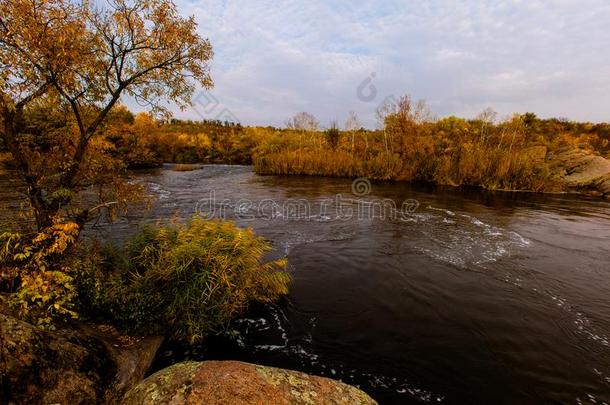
170, 0, 610, 128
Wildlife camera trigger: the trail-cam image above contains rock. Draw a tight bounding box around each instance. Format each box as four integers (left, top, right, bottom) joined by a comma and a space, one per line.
549, 147, 610, 196
0, 313, 162, 404
0, 313, 115, 404
78, 324, 164, 403
522, 145, 548, 164
121, 360, 378, 405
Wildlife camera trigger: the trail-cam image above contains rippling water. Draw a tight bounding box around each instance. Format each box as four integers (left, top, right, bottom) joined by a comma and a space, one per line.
8, 165, 610, 404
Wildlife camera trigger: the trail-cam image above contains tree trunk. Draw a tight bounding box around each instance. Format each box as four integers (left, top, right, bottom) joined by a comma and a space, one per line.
0, 106, 56, 230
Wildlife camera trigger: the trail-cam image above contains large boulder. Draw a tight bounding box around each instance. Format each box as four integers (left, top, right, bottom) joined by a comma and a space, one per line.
548, 147, 610, 196
0, 313, 162, 404
121, 360, 378, 405
0, 313, 114, 404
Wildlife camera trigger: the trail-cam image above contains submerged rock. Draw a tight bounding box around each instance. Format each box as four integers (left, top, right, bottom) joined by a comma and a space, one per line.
121, 360, 378, 405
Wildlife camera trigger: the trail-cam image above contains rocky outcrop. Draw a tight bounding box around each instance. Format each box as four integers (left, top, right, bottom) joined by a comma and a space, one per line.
121, 360, 378, 405
0, 313, 162, 404
78, 324, 164, 403
522, 145, 548, 164
0, 313, 115, 404
548, 147, 610, 197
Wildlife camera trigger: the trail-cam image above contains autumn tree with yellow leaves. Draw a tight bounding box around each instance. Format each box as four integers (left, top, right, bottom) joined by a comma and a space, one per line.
0, 0, 215, 325
0, 0, 214, 232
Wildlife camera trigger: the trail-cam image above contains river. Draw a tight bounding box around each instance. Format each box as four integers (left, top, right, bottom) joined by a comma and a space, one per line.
26, 165, 610, 403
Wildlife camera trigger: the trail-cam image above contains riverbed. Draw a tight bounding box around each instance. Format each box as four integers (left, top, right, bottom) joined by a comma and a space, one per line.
80, 165, 610, 403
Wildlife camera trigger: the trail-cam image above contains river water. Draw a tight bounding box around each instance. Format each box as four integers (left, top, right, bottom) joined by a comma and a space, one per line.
19, 165, 610, 404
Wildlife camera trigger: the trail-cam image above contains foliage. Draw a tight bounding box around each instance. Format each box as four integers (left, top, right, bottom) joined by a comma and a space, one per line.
75, 217, 290, 342
0, 0, 213, 231
325, 122, 341, 150
97, 105, 610, 192
0, 221, 80, 328
250, 100, 606, 192
103, 112, 252, 166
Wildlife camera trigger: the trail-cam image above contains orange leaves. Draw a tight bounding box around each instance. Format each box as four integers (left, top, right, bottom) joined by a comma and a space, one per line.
2, 0, 213, 231
1, 0, 94, 100
251, 107, 563, 192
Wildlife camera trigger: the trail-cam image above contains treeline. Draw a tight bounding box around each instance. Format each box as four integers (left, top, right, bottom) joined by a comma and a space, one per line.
104, 102, 609, 191
104, 106, 253, 167
254, 100, 610, 192
7, 101, 609, 192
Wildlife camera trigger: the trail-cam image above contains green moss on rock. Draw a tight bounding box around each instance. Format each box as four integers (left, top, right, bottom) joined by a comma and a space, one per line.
122, 360, 378, 405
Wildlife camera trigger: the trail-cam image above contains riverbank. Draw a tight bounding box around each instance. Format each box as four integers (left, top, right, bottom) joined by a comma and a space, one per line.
254, 145, 610, 198
0, 301, 376, 404
50, 107, 609, 198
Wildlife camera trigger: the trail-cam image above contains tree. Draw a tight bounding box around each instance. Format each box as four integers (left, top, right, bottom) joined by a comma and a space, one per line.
375, 97, 396, 153
285, 112, 319, 131
476, 107, 497, 147
383, 95, 432, 154
344, 111, 361, 155
0, 0, 213, 232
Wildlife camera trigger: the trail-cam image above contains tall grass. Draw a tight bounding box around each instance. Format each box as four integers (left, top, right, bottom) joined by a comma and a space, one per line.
253, 103, 565, 192
104, 104, 609, 191
75, 217, 290, 342
172, 163, 198, 171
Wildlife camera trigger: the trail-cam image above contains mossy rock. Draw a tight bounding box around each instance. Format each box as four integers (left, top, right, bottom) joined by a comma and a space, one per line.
121, 360, 378, 405
0, 312, 162, 404
0, 313, 115, 404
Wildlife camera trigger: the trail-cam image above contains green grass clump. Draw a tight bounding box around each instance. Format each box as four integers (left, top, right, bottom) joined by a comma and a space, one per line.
76, 217, 290, 342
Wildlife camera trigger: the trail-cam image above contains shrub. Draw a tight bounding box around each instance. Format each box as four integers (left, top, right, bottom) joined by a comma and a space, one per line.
325, 123, 341, 150
76, 217, 290, 342
0, 221, 80, 329
252, 102, 568, 192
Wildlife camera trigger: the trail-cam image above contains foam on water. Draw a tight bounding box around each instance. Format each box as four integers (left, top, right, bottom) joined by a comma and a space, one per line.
427, 206, 456, 216
229, 304, 444, 403
280, 230, 353, 255
146, 181, 171, 200
413, 207, 532, 269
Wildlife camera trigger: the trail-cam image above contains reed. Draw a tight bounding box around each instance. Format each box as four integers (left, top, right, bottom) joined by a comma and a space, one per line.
253, 110, 564, 192
172, 163, 198, 171
74, 217, 291, 342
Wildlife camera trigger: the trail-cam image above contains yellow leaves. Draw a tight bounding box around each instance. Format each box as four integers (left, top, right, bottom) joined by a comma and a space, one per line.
133, 112, 158, 130
1, 0, 94, 95
29, 221, 79, 259
1, 219, 81, 328
12, 269, 79, 329
3, 0, 213, 164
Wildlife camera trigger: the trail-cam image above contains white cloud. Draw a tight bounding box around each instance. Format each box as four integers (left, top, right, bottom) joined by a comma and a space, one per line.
169, 0, 610, 127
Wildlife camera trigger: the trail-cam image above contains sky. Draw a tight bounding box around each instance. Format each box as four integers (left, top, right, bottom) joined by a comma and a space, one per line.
167, 0, 610, 128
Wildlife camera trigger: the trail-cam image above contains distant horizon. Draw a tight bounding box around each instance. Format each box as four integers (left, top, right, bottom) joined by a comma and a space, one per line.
161, 107, 607, 129
128, 0, 610, 128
